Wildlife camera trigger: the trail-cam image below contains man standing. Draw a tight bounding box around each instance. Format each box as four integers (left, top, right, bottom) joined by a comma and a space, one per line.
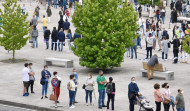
51, 27, 58, 51
139, 16, 145, 35
22, 63, 35, 96
97, 70, 107, 109
72, 68, 78, 104
170, 35, 180, 64
175, 89, 185, 111
44, 27, 51, 49
46, 6, 52, 23
31, 15, 38, 26
28, 63, 35, 93
57, 28, 65, 52
63, 19, 70, 36
146, 33, 155, 59
128, 77, 140, 111
42, 15, 48, 33
147, 54, 159, 80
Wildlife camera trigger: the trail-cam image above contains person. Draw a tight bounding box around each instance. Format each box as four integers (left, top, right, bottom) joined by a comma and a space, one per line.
72, 68, 79, 104
136, 28, 142, 49
53, 0, 58, 8
69, 0, 73, 11
63, 19, 70, 36
73, 32, 81, 48
170, 1, 174, 10
63, 12, 69, 22
154, 83, 162, 111
156, 9, 160, 21
180, 39, 188, 63
160, 8, 166, 24
146, 33, 155, 59
46, 6, 52, 23
138, 5, 142, 17
85, 73, 95, 106
173, 25, 176, 39
35, 5, 40, 20
66, 29, 72, 50
44, 26, 51, 49
57, 28, 65, 52
59, 8, 64, 19
58, 18, 64, 31
21, 4, 26, 15
172, 8, 178, 23
131, 38, 137, 59
63, 0, 67, 12
28, 63, 35, 93
42, 15, 48, 33
106, 77, 115, 111
147, 54, 158, 80
51, 27, 58, 51
170, 35, 180, 64
41, 65, 51, 99
31, 15, 38, 26
97, 70, 107, 109
146, 19, 151, 30
31, 25, 38, 48
149, 6, 154, 19
182, 1, 187, 17
128, 77, 140, 111
69, 74, 76, 109
162, 83, 171, 111
162, 27, 168, 39
176, 26, 180, 39
79, 0, 83, 7
139, 16, 145, 35
175, 89, 185, 111
52, 72, 61, 103
157, 28, 162, 51
162, 37, 169, 60
22, 63, 35, 96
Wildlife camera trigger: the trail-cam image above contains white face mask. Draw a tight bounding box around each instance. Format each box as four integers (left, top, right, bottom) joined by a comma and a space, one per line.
88, 77, 91, 79
73, 72, 77, 74
181, 91, 184, 94
45, 68, 48, 70
132, 81, 136, 84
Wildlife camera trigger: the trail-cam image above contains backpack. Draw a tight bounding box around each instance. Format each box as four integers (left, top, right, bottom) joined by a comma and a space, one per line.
106, 83, 113, 94
67, 82, 71, 91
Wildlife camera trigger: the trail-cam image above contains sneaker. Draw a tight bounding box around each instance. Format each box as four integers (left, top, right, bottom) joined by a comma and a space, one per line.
86, 103, 88, 106
41, 97, 43, 99
74, 101, 78, 103
70, 105, 75, 109
23, 93, 27, 96
25, 93, 29, 96
102, 105, 107, 107
31, 92, 35, 93
45, 96, 48, 98
98, 107, 102, 109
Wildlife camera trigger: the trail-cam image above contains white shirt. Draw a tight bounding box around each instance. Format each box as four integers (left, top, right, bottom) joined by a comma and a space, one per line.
21, 6, 26, 13
22, 67, 30, 81
79, 0, 83, 5
139, 18, 145, 26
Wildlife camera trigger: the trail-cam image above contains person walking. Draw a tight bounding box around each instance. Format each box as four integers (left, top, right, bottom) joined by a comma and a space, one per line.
63, 0, 67, 11
182, 1, 187, 17
57, 28, 65, 52
131, 38, 137, 59
53, 71, 61, 103
28, 63, 35, 93
85, 73, 95, 106
162, 37, 169, 60
156, 9, 160, 21
42, 15, 48, 33
53, 0, 58, 8
157, 28, 162, 51
41, 65, 51, 99
21, 4, 26, 15
175, 89, 185, 111
97, 70, 107, 109
46, 6, 52, 23
147, 54, 159, 80
146, 33, 155, 59
106, 77, 115, 111
35, 6, 40, 20
154, 83, 162, 111
72, 68, 79, 104
66, 29, 72, 50
139, 16, 145, 35
58, 18, 64, 31
63, 19, 70, 36
149, 6, 154, 19
160, 8, 166, 24
180, 39, 188, 63
22, 63, 35, 96
128, 77, 140, 111
170, 36, 180, 64
138, 5, 142, 17
136, 28, 142, 49
51, 27, 58, 51
31, 15, 38, 26
172, 8, 178, 23
69, 74, 76, 109
31, 25, 38, 48
44, 26, 51, 49
162, 83, 172, 111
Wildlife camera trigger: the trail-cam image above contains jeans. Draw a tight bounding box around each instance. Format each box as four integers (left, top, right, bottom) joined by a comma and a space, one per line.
36, 16, 39, 20
131, 45, 137, 59
53, 0, 57, 8
126, 48, 131, 57
183, 9, 187, 17
146, 47, 152, 59
73, 87, 77, 102
67, 39, 71, 49
85, 89, 92, 103
129, 99, 135, 111
45, 38, 49, 49
69, 91, 75, 106
162, 52, 168, 59
32, 37, 38, 48
162, 16, 165, 24
155, 101, 161, 111
29, 80, 34, 93
58, 41, 64, 51
107, 94, 115, 110
43, 26, 46, 33
137, 37, 141, 48
140, 25, 144, 35
98, 89, 105, 107
42, 81, 48, 96
51, 40, 57, 51
177, 108, 185, 111
59, 1, 62, 7
156, 14, 160, 21
163, 103, 170, 111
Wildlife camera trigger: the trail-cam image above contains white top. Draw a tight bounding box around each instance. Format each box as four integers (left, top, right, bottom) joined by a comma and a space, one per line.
21, 6, 26, 13
79, 0, 83, 5
146, 36, 155, 47
139, 18, 145, 26
22, 67, 30, 81
85, 78, 95, 91
70, 80, 76, 91
162, 88, 171, 99
163, 1, 167, 7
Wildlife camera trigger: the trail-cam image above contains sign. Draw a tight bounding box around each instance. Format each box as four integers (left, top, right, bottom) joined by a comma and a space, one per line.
51, 78, 59, 88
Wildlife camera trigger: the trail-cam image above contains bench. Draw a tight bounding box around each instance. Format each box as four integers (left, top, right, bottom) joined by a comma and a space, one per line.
44, 58, 73, 68
140, 62, 174, 81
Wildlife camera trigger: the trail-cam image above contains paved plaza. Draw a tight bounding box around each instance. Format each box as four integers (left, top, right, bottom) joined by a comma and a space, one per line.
0, 1, 190, 111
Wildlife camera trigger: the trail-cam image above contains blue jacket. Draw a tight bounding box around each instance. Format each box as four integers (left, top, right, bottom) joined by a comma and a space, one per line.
128, 82, 139, 100
63, 21, 70, 30
66, 33, 72, 39
41, 70, 51, 81
63, 0, 67, 5
162, 30, 168, 37
73, 33, 81, 40
72, 73, 78, 85
58, 31, 65, 41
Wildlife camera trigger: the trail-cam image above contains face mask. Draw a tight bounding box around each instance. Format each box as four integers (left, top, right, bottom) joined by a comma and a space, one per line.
101, 74, 103, 76
30, 66, 32, 68
73, 72, 77, 74
167, 86, 169, 88
88, 77, 91, 79
181, 91, 184, 94
132, 81, 136, 84
45, 68, 48, 70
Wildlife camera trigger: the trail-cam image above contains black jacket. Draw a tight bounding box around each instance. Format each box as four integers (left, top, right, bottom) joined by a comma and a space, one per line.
63, 21, 70, 30
105, 82, 116, 93
171, 38, 180, 49
51, 29, 58, 40
44, 29, 51, 39
58, 20, 64, 31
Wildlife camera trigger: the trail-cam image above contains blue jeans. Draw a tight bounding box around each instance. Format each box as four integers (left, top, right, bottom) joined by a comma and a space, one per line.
32, 37, 38, 48
42, 81, 48, 96
162, 16, 165, 24
58, 41, 64, 51
85, 90, 93, 104
69, 91, 75, 106
51, 40, 57, 51
98, 89, 105, 107
45, 38, 49, 49
183, 9, 187, 17
177, 108, 185, 111
140, 25, 144, 35
36, 16, 39, 20
59, 1, 62, 7
131, 45, 137, 59
54, 0, 57, 8
146, 47, 152, 59
162, 52, 168, 59
137, 37, 141, 47
43, 26, 46, 33
156, 15, 160, 21
126, 48, 131, 57
73, 87, 77, 102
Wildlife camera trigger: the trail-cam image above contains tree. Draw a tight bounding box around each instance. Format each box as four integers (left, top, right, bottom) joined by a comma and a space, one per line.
137, 0, 160, 6
0, 0, 30, 60
72, 0, 138, 69
183, 34, 190, 54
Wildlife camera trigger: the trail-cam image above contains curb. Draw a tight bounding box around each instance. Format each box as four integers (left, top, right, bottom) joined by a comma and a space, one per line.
0, 100, 61, 111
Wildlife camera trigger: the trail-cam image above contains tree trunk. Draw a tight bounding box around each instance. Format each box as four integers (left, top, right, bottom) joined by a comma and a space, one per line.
13, 50, 15, 60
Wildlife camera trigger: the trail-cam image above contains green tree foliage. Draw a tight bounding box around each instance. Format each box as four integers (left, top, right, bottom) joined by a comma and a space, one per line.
72, 0, 138, 69
0, 0, 30, 59
183, 35, 190, 54
137, 0, 160, 6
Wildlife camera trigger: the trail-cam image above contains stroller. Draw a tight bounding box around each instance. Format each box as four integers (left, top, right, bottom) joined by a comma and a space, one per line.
136, 94, 154, 111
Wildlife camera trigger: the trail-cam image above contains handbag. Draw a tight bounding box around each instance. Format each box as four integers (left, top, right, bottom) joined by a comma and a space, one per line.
163, 99, 169, 104
40, 78, 45, 85
82, 84, 86, 89
49, 91, 55, 101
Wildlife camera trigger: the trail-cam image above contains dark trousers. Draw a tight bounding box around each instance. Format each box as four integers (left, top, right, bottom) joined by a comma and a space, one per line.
163, 103, 170, 111
107, 94, 115, 110
129, 99, 135, 111
146, 47, 152, 59
139, 13, 141, 17
51, 40, 57, 51
28, 80, 34, 93
162, 52, 168, 59
155, 101, 161, 111
173, 48, 179, 63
